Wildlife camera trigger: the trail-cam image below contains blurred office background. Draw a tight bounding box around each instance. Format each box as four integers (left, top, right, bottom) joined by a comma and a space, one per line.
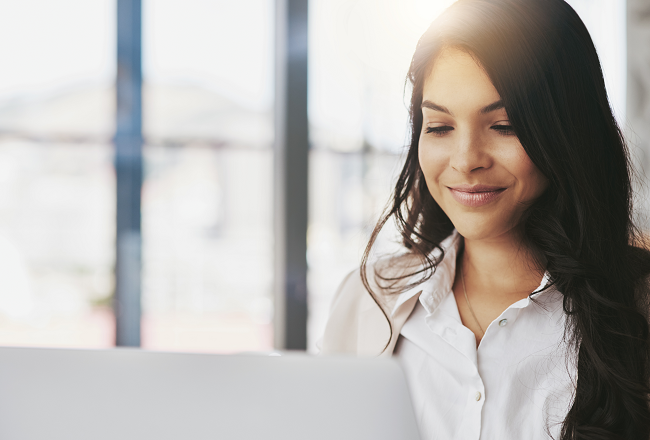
0, 0, 641, 353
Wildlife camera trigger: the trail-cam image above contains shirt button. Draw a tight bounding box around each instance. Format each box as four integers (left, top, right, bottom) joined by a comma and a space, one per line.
499, 319, 508, 327
475, 391, 482, 401
427, 296, 434, 304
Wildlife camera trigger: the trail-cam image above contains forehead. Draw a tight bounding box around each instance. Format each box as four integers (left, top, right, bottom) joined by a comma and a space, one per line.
422, 47, 501, 109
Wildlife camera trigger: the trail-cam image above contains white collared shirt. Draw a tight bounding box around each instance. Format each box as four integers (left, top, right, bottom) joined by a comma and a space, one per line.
393, 231, 576, 440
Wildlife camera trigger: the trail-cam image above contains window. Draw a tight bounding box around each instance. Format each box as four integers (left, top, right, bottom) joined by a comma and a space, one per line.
141, 0, 275, 352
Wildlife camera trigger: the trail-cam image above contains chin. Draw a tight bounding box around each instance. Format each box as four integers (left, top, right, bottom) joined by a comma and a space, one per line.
448, 214, 517, 242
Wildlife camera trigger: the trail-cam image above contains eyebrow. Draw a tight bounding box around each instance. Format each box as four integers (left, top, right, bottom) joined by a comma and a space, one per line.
421, 100, 452, 115
421, 99, 505, 115
480, 100, 505, 114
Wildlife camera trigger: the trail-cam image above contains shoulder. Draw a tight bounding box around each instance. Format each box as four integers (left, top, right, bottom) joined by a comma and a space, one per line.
317, 268, 372, 355
318, 253, 423, 355
331, 252, 423, 315
326, 268, 368, 328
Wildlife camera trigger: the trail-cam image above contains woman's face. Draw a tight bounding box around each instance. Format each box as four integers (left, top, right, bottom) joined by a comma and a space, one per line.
418, 47, 548, 241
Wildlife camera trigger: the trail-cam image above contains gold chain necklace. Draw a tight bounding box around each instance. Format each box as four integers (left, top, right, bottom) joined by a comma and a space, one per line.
460, 264, 485, 337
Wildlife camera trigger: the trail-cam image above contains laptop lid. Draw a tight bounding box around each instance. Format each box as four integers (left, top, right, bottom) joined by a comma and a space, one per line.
0, 346, 420, 440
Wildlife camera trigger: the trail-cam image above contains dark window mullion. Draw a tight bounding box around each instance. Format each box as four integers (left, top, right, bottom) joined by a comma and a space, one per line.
274, 0, 309, 350
115, 0, 143, 347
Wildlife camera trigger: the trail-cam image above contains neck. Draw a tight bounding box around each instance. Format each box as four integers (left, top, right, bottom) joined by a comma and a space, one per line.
461, 228, 545, 298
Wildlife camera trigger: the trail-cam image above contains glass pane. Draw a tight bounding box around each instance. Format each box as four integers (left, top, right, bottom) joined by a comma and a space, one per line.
308, 0, 457, 155
0, 0, 115, 137
0, 0, 115, 348
142, 0, 274, 353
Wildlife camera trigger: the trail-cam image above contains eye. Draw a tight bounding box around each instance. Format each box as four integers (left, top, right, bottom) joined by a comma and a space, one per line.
425, 126, 454, 137
491, 124, 516, 136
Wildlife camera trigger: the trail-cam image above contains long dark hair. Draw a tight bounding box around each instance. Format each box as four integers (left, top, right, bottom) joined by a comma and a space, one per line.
361, 0, 650, 438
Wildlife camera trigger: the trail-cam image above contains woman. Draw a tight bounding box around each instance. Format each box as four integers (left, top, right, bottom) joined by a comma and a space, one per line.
319, 0, 650, 438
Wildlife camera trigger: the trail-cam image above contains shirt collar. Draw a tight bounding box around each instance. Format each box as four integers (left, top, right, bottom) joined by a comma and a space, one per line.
391, 230, 461, 316
505, 271, 553, 310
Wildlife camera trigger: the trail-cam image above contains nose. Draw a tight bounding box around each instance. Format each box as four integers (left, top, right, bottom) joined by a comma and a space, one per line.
449, 130, 492, 174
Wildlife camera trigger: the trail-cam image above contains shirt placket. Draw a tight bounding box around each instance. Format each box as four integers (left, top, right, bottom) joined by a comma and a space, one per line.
426, 301, 485, 440
453, 325, 485, 440
459, 376, 485, 440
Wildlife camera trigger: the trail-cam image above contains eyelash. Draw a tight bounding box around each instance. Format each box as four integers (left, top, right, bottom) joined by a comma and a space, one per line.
425, 125, 516, 137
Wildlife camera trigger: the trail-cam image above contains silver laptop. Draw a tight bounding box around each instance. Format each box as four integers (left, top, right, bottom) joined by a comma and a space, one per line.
0, 346, 420, 440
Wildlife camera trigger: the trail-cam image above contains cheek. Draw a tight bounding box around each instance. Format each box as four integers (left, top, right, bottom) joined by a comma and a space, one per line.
418, 136, 448, 193
506, 148, 548, 201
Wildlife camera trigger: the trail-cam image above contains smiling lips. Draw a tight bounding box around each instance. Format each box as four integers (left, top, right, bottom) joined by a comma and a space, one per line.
448, 184, 506, 207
